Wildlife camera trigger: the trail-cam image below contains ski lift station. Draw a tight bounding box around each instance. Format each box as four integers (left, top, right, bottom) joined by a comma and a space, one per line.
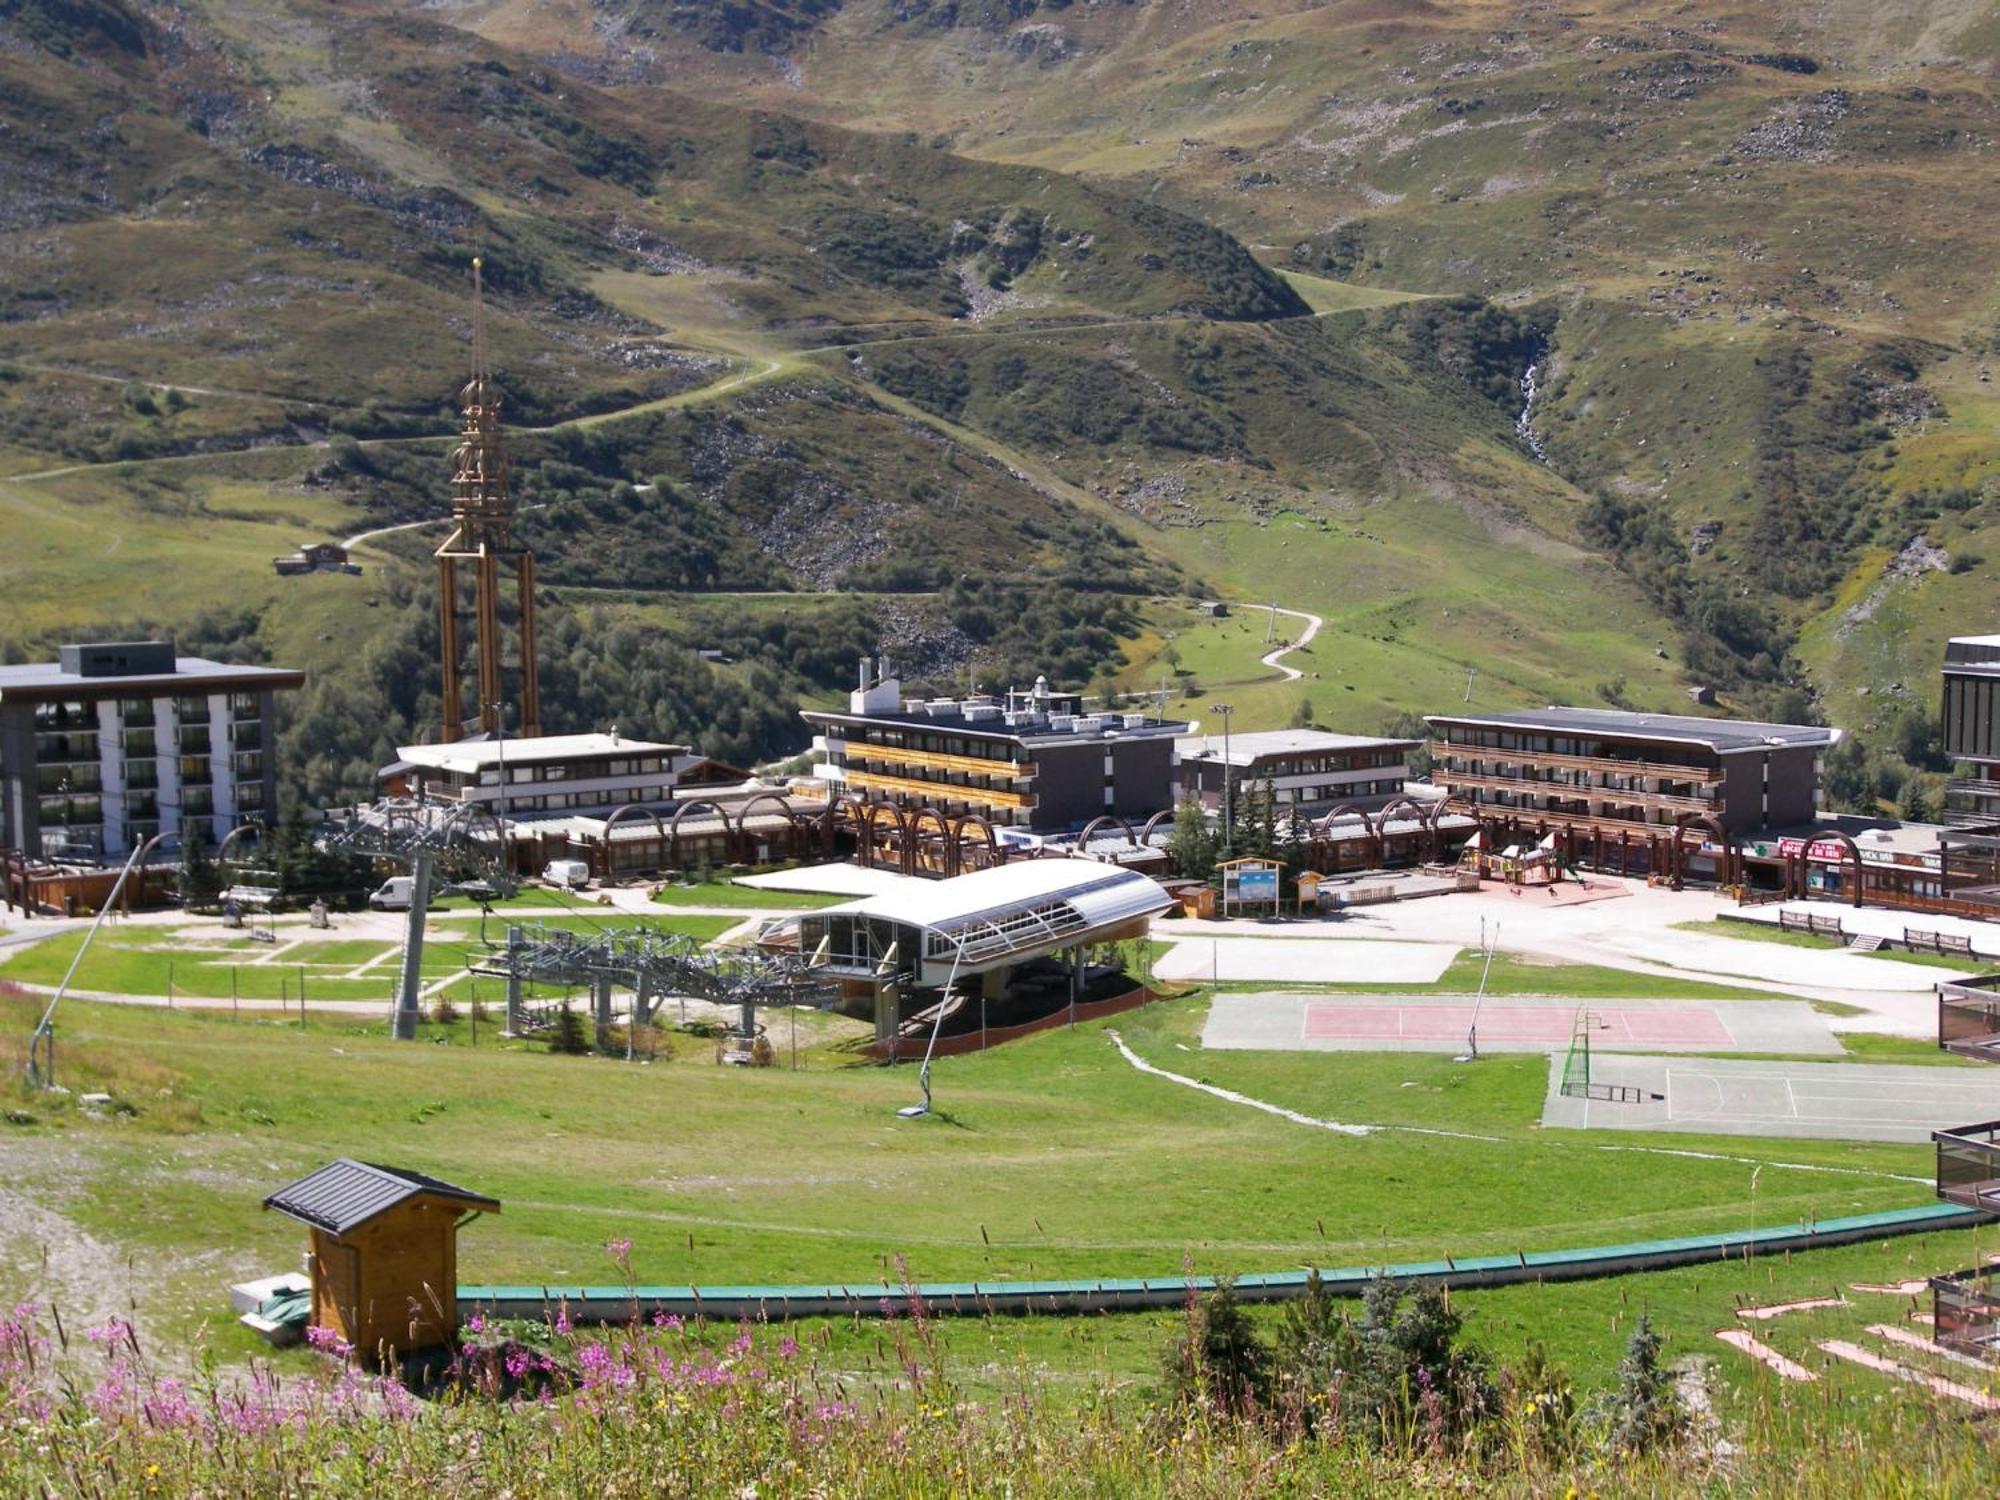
796, 859, 1175, 1041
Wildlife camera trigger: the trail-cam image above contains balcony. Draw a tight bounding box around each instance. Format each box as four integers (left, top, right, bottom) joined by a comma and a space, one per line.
1935, 1120, 2000, 1211
1428, 741, 1723, 785
1939, 976, 2000, 1062
842, 767, 1037, 811
1930, 1268, 2000, 1364
848, 743, 1036, 780
1434, 768, 1717, 816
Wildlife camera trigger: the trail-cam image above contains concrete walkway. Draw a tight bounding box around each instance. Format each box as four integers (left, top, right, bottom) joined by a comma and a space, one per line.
1155, 876, 1965, 1039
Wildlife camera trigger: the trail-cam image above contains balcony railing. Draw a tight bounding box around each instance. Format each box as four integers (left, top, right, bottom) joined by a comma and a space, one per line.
1434, 769, 1717, 816
842, 768, 1037, 811
1935, 1120, 2000, 1210
847, 744, 1036, 780
1428, 741, 1723, 785
1939, 977, 2000, 1061
1931, 1268, 2000, 1363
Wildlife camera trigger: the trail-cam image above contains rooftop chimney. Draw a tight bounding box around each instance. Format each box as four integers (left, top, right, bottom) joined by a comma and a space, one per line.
850, 651, 902, 714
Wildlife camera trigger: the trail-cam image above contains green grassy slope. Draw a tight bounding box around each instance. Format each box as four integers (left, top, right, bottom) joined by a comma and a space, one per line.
546, 0, 2000, 720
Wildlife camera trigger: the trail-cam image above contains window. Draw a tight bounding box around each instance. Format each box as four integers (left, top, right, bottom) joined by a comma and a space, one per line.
177, 723, 210, 753
230, 692, 260, 717
175, 695, 210, 721
123, 727, 156, 757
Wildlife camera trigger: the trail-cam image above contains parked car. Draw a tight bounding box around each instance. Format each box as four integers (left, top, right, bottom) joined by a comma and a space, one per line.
541, 859, 591, 891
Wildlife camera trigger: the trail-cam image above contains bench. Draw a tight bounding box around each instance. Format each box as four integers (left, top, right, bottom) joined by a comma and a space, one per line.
1808, 914, 1845, 939
1779, 910, 1811, 934
1906, 928, 1943, 955
1940, 933, 1976, 958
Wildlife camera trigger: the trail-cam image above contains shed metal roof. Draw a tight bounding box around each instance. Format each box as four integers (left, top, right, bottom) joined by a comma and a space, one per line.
264, 1159, 499, 1236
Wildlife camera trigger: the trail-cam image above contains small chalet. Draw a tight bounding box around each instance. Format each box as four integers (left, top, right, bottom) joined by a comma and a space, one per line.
264, 1159, 498, 1363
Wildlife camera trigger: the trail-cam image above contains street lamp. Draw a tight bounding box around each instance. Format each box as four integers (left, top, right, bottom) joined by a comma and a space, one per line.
897, 931, 970, 1119
1213, 703, 1235, 856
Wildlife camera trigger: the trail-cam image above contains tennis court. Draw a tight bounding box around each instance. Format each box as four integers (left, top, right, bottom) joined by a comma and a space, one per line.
1541, 1055, 2000, 1143
1203, 994, 1841, 1056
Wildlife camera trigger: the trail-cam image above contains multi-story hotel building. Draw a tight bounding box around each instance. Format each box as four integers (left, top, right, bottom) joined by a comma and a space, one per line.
802, 659, 1189, 832
383, 732, 743, 819
1425, 706, 1836, 840
1944, 636, 2000, 826
0, 641, 302, 858
1175, 729, 1418, 816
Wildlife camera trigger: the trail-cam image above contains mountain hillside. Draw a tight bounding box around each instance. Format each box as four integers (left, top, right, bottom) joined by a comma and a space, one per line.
5, 0, 1990, 812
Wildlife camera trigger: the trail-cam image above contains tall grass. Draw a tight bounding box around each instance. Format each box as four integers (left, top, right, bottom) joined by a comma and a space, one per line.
4, 1289, 1997, 1498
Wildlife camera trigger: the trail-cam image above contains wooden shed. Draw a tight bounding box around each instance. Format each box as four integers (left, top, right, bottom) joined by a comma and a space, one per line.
264, 1159, 499, 1364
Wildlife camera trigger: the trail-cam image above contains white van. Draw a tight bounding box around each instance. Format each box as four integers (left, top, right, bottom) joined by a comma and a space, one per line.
542, 859, 591, 891
368, 876, 416, 911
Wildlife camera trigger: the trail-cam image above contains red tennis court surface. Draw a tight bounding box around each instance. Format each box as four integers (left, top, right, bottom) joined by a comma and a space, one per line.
1303, 1001, 1733, 1048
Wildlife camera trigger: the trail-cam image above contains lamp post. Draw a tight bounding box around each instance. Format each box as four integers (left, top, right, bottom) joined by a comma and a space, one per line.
487, 700, 509, 879
1214, 703, 1235, 857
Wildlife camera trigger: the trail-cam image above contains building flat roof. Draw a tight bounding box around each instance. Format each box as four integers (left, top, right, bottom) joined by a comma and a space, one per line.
1177, 729, 1420, 766
803, 705, 1189, 744
0, 655, 303, 697
1946, 637, 2000, 675
1426, 706, 1838, 755
395, 732, 685, 772
820, 858, 1174, 938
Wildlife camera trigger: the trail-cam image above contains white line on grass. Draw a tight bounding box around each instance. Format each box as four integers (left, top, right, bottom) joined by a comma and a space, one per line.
1106, 1031, 1498, 1141
1593, 1145, 1929, 1186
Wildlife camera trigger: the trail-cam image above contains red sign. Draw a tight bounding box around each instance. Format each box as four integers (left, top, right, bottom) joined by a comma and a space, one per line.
1776, 837, 1849, 863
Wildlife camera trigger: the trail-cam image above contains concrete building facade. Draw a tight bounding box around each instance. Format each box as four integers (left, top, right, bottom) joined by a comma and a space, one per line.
0, 641, 302, 859
802, 660, 1189, 833
1175, 728, 1419, 816
1944, 636, 2000, 826
383, 732, 744, 820
1425, 706, 1836, 840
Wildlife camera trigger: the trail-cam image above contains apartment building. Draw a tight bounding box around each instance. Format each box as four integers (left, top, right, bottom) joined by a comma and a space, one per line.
1175, 729, 1418, 816
802, 659, 1189, 832
1425, 706, 1836, 839
1944, 636, 2000, 826
384, 732, 741, 819
0, 641, 302, 858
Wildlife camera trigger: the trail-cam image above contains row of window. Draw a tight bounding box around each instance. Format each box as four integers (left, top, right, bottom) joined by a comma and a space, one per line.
1445, 762, 1717, 797
466, 757, 670, 786
852, 730, 1014, 763
31, 693, 264, 729
1438, 730, 1712, 769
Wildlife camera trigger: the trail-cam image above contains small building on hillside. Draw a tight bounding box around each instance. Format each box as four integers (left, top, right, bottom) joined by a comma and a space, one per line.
1175, 728, 1419, 817
802, 658, 1190, 833
273, 541, 358, 576
264, 1159, 499, 1365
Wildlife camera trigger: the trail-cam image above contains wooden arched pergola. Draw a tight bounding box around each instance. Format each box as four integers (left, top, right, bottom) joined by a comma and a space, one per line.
1669, 812, 1740, 892
599, 803, 669, 880
1783, 826, 1866, 909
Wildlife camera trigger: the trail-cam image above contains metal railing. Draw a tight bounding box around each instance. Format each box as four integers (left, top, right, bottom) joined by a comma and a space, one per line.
1934, 1121, 2000, 1209
1428, 741, 1724, 784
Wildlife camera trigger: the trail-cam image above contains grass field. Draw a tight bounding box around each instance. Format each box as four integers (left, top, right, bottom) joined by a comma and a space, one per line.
0, 913, 739, 1003
1679, 918, 1981, 971
649, 879, 847, 910
0, 983, 1960, 1397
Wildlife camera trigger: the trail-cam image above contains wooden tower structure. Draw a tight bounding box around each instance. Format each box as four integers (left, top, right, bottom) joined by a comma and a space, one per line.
437, 257, 540, 742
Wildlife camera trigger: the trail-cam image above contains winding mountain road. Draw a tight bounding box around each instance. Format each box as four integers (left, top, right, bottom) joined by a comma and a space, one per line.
1259, 604, 1324, 681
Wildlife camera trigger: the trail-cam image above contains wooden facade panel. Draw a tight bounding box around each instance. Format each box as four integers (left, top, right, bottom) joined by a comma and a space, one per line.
843, 768, 1036, 810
